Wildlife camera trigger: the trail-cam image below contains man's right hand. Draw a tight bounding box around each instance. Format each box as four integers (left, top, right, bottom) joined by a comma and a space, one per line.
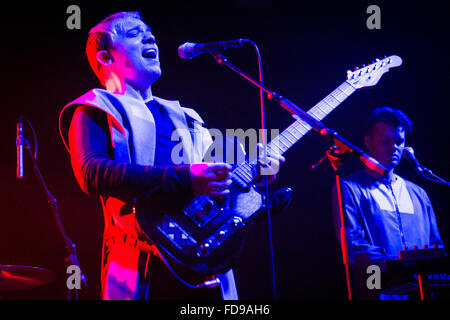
190, 163, 233, 197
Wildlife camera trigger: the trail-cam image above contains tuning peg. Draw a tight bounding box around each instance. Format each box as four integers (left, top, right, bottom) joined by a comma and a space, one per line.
354, 67, 359, 71
346, 70, 355, 79
376, 58, 384, 67
362, 64, 366, 67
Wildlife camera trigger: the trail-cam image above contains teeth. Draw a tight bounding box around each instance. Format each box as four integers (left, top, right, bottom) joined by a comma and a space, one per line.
143, 48, 156, 58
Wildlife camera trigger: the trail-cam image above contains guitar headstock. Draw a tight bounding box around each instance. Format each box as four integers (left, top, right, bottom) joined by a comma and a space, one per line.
346, 55, 402, 89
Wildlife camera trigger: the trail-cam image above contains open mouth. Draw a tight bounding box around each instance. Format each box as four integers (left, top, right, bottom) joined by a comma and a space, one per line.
142, 48, 157, 59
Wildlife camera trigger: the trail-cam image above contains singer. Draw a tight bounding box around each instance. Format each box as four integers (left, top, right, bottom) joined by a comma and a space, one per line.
331, 106, 445, 299
58, 11, 283, 300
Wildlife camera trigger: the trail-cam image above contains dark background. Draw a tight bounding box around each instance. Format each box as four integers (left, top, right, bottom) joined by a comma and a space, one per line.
1, 0, 449, 300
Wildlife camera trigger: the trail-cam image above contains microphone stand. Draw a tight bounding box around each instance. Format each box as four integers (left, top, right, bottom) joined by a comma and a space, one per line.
210, 53, 388, 300
21, 134, 87, 300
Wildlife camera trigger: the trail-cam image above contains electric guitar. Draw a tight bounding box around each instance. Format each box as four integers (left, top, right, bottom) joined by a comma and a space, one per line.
135, 55, 403, 275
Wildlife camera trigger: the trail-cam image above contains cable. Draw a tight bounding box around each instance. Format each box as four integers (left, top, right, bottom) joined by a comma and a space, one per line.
421, 169, 450, 186
246, 40, 278, 300
157, 245, 220, 289
183, 40, 279, 297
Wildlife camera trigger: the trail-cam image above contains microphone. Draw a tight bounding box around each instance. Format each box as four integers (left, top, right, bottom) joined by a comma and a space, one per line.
403, 146, 423, 173
178, 39, 248, 59
16, 119, 24, 179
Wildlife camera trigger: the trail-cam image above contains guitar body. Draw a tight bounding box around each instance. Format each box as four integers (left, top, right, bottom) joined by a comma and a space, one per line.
135, 184, 265, 275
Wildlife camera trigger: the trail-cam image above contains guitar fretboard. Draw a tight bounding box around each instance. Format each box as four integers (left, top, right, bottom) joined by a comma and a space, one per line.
232, 80, 356, 187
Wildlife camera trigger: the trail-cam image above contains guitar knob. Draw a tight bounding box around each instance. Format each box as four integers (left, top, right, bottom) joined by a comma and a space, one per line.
231, 217, 243, 229
197, 243, 210, 257
217, 230, 226, 241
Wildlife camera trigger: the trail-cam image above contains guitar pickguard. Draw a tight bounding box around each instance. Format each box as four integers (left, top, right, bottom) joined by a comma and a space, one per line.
233, 186, 264, 219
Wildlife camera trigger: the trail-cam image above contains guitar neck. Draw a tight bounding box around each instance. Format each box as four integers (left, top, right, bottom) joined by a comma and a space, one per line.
266, 80, 356, 157
232, 80, 356, 184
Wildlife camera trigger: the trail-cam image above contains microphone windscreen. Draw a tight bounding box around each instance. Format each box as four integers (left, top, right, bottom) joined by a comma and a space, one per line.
178, 42, 196, 59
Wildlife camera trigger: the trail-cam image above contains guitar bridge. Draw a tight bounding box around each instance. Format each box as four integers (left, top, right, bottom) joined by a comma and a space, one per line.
196, 216, 245, 257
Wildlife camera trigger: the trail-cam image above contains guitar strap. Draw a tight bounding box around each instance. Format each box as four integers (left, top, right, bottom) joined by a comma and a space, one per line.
219, 269, 239, 300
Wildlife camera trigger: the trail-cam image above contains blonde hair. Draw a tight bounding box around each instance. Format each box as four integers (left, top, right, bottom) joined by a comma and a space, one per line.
85, 11, 142, 86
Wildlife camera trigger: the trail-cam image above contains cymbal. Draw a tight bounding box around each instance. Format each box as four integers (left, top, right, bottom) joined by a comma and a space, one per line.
0, 265, 55, 292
